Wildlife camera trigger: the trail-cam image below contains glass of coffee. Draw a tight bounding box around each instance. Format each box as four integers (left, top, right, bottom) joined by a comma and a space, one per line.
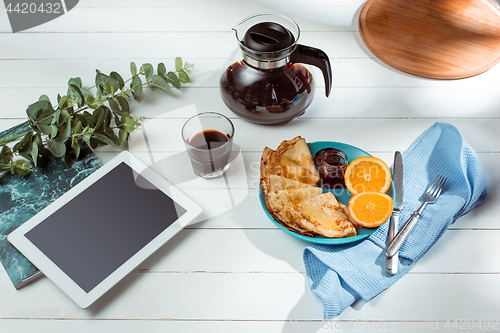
181, 112, 235, 179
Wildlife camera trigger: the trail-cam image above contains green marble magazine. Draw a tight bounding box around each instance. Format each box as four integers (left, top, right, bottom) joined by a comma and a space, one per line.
0, 125, 102, 289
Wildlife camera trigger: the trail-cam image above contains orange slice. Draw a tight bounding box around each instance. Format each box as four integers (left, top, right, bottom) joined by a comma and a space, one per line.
344, 156, 391, 194
348, 192, 393, 228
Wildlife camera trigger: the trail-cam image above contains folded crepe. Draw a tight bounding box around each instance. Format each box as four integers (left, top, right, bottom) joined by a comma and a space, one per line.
339, 202, 361, 229
268, 174, 318, 192
267, 187, 323, 237
288, 192, 357, 238
260, 147, 320, 196
276, 136, 320, 179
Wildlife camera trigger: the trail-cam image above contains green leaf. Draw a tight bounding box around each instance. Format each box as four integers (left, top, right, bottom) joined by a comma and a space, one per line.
52, 109, 61, 125
109, 96, 130, 116
12, 159, 31, 175
38, 95, 51, 102
58, 95, 70, 110
131, 75, 143, 96
33, 133, 51, 158
17, 137, 33, 162
74, 120, 83, 134
31, 142, 39, 167
81, 126, 93, 142
68, 77, 82, 88
124, 117, 136, 133
103, 107, 112, 129
74, 113, 88, 127
178, 69, 190, 83
157, 63, 166, 77
51, 123, 58, 138
61, 109, 71, 122
118, 128, 128, 142
96, 87, 103, 100
105, 131, 121, 146
68, 84, 85, 107
175, 57, 183, 71
83, 111, 92, 124
64, 153, 74, 168
141, 63, 154, 81
150, 75, 172, 93
121, 113, 136, 133
91, 106, 107, 131
47, 140, 66, 157
1, 145, 13, 164
71, 137, 81, 158
26, 100, 53, 122
13, 132, 33, 152
167, 71, 181, 89
95, 73, 107, 93
130, 62, 137, 76
184, 62, 194, 73
90, 107, 102, 128
80, 87, 93, 98
110, 71, 125, 90
105, 82, 115, 95
56, 120, 71, 141
37, 124, 51, 135
96, 73, 118, 96
89, 137, 99, 149
85, 95, 96, 108
114, 113, 121, 126
26, 100, 54, 135
92, 133, 117, 146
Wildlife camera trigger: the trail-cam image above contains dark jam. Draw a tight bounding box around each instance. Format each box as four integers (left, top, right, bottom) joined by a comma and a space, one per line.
314, 148, 348, 190
220, 61, 314, 124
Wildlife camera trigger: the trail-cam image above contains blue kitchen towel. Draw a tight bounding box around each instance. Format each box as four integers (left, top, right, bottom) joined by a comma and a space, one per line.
303, 122, 489, 319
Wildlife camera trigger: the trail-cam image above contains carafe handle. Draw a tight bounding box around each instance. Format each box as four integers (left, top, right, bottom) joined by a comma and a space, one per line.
290, 44, 332, 97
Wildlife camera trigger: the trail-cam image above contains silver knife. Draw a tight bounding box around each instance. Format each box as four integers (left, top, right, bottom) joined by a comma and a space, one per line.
385, 151, 403, 275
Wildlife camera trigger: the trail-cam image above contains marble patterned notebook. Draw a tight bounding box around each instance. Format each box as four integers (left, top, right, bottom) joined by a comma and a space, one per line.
0, 125, 102, 289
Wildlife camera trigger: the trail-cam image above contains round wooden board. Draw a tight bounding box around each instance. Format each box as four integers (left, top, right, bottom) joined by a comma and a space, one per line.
359, 0, 500, 79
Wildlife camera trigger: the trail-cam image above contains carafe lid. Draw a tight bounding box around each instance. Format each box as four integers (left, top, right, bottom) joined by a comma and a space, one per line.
233, 13, 300, 63
243, 22, 295, 53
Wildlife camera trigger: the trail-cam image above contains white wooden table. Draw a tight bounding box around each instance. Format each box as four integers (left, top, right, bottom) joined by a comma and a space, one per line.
1, 0, 500, 332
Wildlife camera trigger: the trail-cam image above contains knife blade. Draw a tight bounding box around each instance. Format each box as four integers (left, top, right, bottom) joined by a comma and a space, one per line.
385, 151, 403, 275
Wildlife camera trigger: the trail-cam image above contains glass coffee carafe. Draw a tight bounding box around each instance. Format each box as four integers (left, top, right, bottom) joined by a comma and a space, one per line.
220, 13, 332, 125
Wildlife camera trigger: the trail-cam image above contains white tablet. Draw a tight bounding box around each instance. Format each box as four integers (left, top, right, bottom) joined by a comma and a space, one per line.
8, 151, 202, 308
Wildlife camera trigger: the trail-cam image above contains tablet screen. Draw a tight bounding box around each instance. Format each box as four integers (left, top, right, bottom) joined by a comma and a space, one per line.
24, 162, 187, 293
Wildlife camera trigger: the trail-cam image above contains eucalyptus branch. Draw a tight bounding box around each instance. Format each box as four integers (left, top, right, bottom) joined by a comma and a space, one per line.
0, 58, 194, 175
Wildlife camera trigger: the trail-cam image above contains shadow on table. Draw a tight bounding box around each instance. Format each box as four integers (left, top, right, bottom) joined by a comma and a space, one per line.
206, 192, 359, 332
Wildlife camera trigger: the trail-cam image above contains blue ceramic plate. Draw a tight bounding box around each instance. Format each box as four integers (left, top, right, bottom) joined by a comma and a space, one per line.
259, 141, 394, 244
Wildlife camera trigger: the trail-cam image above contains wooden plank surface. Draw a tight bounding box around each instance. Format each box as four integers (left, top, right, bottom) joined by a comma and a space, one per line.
1, 272, 499, 321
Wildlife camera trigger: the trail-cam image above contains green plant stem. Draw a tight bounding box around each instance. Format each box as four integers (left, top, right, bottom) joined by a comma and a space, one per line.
1, 58, 193, 176
1, 70, 171, 146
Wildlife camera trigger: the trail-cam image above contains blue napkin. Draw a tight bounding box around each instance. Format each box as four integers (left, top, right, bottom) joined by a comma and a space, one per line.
303, 122, 489, 319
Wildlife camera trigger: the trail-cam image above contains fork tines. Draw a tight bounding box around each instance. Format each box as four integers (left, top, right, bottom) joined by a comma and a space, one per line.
429, 175, 446, 197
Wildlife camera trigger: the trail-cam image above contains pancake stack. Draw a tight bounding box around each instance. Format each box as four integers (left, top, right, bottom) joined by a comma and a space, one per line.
260, 136, 359, 238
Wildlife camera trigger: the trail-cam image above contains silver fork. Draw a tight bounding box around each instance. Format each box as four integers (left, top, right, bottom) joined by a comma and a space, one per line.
386, 175, 446, 259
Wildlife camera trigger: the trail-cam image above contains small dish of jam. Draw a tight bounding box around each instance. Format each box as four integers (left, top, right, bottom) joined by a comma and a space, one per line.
314, 148, 349, 190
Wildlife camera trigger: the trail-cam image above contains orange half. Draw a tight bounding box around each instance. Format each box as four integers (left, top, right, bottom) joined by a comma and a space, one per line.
348, 192, 393, 228
344, 156, 391, 194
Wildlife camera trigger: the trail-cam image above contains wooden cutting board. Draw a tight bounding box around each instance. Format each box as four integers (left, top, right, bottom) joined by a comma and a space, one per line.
359, 0, 500, 79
